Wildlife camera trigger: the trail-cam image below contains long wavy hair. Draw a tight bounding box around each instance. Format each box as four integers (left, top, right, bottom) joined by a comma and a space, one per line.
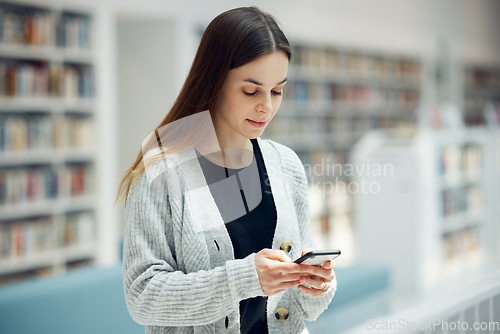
115, 6, 292, 206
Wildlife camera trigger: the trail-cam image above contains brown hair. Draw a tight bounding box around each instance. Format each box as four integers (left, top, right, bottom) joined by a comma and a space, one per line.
115, 6, 292, 206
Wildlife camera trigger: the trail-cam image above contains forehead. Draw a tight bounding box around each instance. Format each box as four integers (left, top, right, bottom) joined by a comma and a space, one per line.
227, 51, 289, 85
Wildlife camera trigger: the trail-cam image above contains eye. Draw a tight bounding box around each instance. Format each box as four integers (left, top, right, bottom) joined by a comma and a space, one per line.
271, 90, 283, 96
243, 90, 257, 96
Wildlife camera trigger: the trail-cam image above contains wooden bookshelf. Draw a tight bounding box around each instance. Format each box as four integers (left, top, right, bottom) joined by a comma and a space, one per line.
0, 1, 99, 285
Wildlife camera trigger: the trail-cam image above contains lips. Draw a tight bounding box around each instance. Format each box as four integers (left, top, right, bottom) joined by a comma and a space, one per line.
247, 119, 267, 127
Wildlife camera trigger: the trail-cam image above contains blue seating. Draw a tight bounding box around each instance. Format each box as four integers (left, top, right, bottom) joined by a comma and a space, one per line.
0, 264, 389, 334
0, 265, 143, 334
307, 264, 391, 334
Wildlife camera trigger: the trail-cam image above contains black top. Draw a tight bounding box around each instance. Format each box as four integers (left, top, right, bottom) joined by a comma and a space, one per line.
195, 138, 277, 334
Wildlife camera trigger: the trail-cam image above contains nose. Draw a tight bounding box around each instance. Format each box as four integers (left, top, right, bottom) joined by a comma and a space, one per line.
257, 93, 273, 113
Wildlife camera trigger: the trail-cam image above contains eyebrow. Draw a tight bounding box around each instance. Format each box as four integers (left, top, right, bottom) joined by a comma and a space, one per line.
243, 77, 288, 86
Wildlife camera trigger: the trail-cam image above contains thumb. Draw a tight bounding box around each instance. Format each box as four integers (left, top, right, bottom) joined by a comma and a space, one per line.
263, 249, 292, 262
301, 248, 313, 256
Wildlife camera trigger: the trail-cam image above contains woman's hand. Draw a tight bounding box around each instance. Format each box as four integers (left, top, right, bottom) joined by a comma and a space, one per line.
297, 249, 336, 297
254, 248, 336, 296
254, 248, 304, 296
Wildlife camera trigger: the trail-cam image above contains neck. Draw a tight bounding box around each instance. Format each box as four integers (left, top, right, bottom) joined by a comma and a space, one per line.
202, 111, 254, 168
214, 134, 254, 169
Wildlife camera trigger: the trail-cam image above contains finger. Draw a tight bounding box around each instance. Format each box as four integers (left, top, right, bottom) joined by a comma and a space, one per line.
300, 276, 330, 290
274, 272, 305, 283
313, 270, 335, 282
296, 264, 333, 279
322, 260, 332, 269
297, 283, 329, 297
271, 261, 333, 277
301, 248, 313, 256
271, 262, 316, 275
301, 271, 335, 285
262, 249, 292, 262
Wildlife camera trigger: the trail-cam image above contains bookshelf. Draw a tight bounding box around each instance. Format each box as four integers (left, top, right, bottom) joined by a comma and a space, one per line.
350, 127, 497, 302
462, 65, 500, 126
485, 128, 500, 264
263, 43, 423, 262
0, 1, 101, 285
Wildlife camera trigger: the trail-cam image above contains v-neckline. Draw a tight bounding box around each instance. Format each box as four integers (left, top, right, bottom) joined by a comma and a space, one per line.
193, 139, 256, 171
173, 137, 298, 262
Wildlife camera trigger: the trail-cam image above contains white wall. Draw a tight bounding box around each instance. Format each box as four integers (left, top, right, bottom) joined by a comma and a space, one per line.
106, 0, 500, 63
50, 0, 500, 63
116, 16, 200, 187
117, 19, 178, 176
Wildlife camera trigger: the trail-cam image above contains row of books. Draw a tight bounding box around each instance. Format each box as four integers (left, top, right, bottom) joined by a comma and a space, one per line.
463, 68, 500, 90
463, 115, 486, 127
283, 81, 420, 110
291, 45, 421, 81
462, 66, 500, 126
0, 6, 53, 47
307, 150, 348, 175
56, 13, 91, 50
0, 211, 94, 260
307, 182, 352, 218
0, 267, 53, 286
463, 94, 493, 113
0, 216, 52, 259
0, 5, 91, 49
0, 60, 94, 98
442, 226, 480, 260
268, 115, 412, 139
440, 145, 482, 184
296, 150, 348, 176
0, 114, 94, 152
0, 163, 94, 206
441, 186, 482, 218
59, 211, 94, 247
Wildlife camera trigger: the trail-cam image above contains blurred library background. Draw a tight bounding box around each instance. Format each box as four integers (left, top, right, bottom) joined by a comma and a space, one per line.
0, 0, 499, 333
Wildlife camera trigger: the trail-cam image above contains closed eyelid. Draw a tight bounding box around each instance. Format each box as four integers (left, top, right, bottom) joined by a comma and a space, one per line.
273, 83, 286, 90
272, 86, 284, 93
243, 83, 285, 97
243, 89, 257, 96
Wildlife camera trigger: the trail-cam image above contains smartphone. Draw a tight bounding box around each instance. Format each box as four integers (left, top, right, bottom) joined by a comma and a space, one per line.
294, 249, 341, 266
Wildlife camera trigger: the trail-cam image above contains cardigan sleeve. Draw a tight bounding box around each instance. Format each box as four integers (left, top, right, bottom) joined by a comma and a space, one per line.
122, 172, 266, 327
269, 140, 336, 321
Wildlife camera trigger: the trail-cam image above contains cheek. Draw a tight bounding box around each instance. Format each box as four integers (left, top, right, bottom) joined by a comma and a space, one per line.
234, 97, 257, 115
222, 95, 247, 119
273, 99, 282, 113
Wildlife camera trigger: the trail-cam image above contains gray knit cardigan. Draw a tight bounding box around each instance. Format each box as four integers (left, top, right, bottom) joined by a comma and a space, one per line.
123, 137, 336, 334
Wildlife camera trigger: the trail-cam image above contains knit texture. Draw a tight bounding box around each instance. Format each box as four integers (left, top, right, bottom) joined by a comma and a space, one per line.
123, 137, 336, 334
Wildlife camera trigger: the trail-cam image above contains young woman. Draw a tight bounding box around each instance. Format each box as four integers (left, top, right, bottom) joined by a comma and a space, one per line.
116, 6, 337, 334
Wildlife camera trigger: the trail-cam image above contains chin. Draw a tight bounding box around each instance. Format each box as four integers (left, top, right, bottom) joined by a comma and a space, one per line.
246, 129, 266, 139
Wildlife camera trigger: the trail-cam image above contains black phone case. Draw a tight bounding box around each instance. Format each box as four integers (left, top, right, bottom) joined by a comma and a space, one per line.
294, 249, 341, 264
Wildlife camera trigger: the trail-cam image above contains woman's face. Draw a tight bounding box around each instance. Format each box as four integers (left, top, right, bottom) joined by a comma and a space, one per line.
213, 50, 289, 146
